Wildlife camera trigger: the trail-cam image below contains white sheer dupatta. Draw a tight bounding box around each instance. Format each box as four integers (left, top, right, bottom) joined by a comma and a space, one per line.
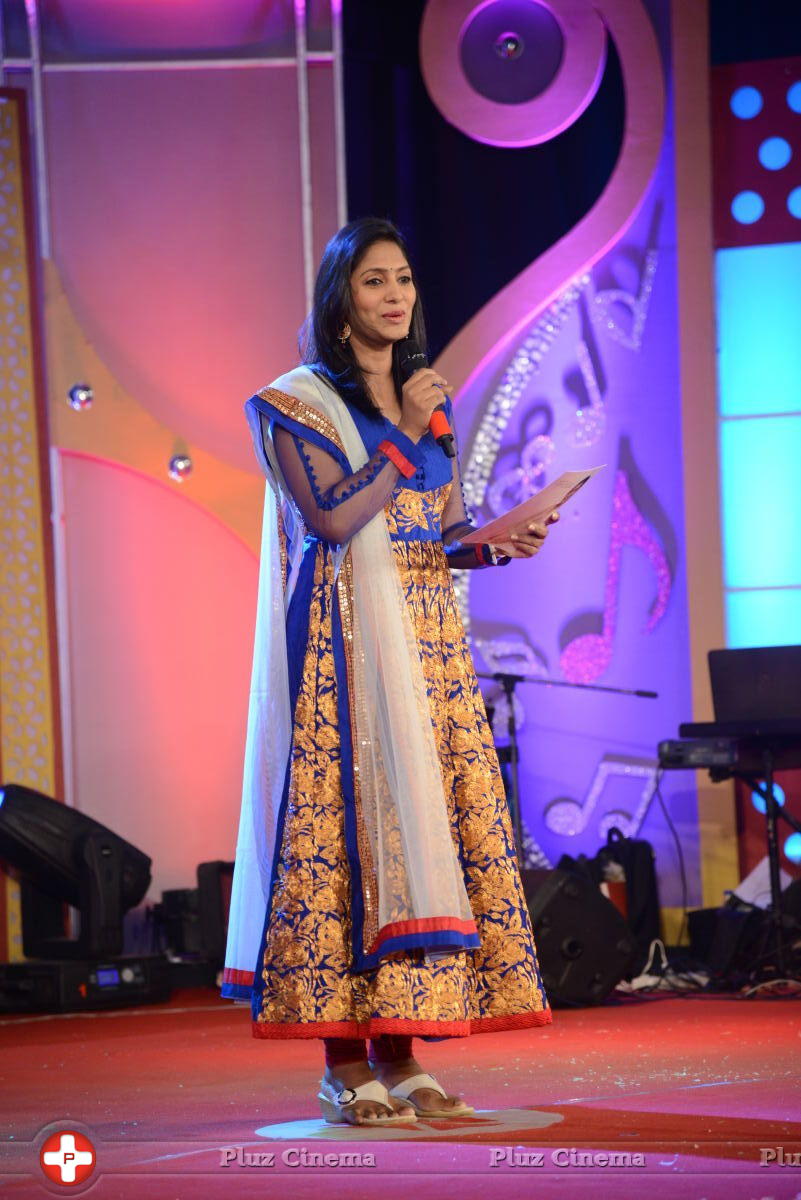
222, 367, 476, 998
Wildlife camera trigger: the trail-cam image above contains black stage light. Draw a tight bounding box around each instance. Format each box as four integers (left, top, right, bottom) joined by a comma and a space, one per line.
0, 782, 151, 959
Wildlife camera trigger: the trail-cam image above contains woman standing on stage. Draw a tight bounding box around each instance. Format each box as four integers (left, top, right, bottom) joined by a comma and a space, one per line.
223, 217, 555, 1126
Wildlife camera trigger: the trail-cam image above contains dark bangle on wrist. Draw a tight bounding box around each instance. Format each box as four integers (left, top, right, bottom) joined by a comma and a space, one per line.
479, 544, 511, 567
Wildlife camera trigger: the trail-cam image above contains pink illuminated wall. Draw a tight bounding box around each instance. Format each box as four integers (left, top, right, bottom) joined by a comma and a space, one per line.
28, 1, 341, 898
47, 68, 308, 473
59, 454, 257, 890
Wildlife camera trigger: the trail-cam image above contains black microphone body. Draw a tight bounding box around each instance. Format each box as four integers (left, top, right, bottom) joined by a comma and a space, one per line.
396, 340, 456, 459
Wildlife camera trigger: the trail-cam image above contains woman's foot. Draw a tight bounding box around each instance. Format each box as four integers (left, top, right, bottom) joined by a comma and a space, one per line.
322, 1061, 415, 1125
370, 1056, 470, 1115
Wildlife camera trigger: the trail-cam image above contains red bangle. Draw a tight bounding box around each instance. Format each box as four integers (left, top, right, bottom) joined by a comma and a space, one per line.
379, 439, 415, 479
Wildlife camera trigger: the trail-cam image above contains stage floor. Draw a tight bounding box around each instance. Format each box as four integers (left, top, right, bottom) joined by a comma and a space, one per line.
1, 988, 799, 1199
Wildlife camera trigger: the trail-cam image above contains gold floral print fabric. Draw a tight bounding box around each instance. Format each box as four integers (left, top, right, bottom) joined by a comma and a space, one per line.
253, 483, 551, 1038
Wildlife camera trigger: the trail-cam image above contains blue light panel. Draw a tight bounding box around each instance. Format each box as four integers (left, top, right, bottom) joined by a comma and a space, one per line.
726, 589, 801, 648
720, 415, 801, 589
715, 244, 801, 417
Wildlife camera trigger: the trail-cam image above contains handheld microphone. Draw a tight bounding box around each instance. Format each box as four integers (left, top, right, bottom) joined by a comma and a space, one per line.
397, 338, 456, 459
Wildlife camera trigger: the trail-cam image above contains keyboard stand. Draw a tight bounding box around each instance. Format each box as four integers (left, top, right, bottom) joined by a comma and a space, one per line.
732, 750, 801, 977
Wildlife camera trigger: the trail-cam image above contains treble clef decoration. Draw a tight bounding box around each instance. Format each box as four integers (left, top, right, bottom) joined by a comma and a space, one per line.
421, 0, 666, 395
418, 0, 670, 860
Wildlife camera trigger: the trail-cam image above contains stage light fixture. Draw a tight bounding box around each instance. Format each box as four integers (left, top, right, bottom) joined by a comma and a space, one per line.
788, 187, 801, 219
758, 137, 792, 171
730, 85, 763, 119
168, 454, 193, 481
67, 383, 93, 411
494, 31, 523, 59
784, 832, 801, 865
731, 190, 765, 225
752, 782, 786, 815
0, 783, 151, 959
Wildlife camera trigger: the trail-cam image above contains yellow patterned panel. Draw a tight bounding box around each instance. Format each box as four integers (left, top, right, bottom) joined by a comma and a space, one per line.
0, 96, 61, 960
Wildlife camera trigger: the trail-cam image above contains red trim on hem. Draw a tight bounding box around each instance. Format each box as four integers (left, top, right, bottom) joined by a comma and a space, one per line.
367, 917, 478, 954
379, 438, 415, 479
474, 545, 485, 566
251, 1008, 552, 1040
223, 968, 254, 986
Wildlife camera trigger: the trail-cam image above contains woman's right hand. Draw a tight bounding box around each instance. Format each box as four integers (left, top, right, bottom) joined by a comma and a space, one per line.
397, 368, 450, 441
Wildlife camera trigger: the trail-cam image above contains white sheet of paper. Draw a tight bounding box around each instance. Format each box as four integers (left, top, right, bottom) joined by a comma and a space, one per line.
460, 465, 606, 547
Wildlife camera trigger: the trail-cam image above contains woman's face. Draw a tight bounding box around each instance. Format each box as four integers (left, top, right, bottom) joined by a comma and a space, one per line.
348, 239, 417, 348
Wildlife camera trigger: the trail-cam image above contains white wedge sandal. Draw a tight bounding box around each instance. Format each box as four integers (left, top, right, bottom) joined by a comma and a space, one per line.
387, 1072, 475, 1118
317, 1076, 416, 1125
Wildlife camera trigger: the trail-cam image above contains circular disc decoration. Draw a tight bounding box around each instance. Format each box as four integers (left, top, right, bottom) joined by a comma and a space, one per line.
420, 0, 607, 147
460, 2, 564, 105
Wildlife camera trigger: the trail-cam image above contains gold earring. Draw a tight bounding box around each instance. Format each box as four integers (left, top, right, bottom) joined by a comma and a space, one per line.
338, 322, 351, 344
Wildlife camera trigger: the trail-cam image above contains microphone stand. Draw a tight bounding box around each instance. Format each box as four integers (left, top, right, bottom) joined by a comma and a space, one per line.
476, 670, 659, 868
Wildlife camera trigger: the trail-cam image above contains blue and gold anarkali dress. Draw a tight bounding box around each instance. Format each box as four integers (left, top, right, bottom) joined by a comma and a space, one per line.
222, 366, 551, 1042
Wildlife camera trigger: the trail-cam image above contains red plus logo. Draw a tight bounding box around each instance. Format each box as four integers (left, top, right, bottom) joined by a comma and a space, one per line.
40, 1130, 96, 1186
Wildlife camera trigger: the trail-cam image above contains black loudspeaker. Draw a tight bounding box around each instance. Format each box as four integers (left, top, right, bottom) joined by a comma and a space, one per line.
159, 889, 204, 956
522, 869, 638, 1007
196, 860, 234, 965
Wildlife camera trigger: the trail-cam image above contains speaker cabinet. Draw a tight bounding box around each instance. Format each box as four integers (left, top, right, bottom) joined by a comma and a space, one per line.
522, 869, 638, 1006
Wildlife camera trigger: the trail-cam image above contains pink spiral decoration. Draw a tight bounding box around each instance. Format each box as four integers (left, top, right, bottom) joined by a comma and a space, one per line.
420, 0, 666, 394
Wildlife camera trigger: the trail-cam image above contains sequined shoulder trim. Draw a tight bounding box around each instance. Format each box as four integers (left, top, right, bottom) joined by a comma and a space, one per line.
257, 386, 347, 457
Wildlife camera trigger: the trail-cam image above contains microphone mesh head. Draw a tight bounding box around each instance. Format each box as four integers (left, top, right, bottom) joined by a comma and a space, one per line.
397, 338, 428, 382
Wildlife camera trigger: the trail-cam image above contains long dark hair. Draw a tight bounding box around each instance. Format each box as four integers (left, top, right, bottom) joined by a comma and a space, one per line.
300, 217, 427, 415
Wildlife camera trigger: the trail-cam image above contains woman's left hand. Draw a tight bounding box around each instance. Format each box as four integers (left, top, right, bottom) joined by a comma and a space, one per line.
492, 510, 560, 559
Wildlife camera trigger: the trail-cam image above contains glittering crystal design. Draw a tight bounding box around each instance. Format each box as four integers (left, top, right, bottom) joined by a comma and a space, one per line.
543, 754, 659, 839
559, 469, 672, 685
474, 636, 549, 730
520, 821, 552, 869
486, 432, 556, 515
461, 277, 588, 513
455, 276, 588, 641
569, 338, 607, 449
590, 248, 659, 351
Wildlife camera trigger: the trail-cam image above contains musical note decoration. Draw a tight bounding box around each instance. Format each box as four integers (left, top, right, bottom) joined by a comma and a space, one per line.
543, 754, 659, 838
520, 819, 553, 870
486, 430, 556, 515
559, 469, 671, 684
590, 247, 658, 351
569, 337, 607, 449
474, 636, 550, 735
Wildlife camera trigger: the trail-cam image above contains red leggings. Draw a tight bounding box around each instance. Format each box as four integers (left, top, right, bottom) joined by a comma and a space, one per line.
323, 1035, 413, 1069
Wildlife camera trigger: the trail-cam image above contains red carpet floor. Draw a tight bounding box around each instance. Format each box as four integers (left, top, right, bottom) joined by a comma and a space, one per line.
1, 988, 800, 1199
